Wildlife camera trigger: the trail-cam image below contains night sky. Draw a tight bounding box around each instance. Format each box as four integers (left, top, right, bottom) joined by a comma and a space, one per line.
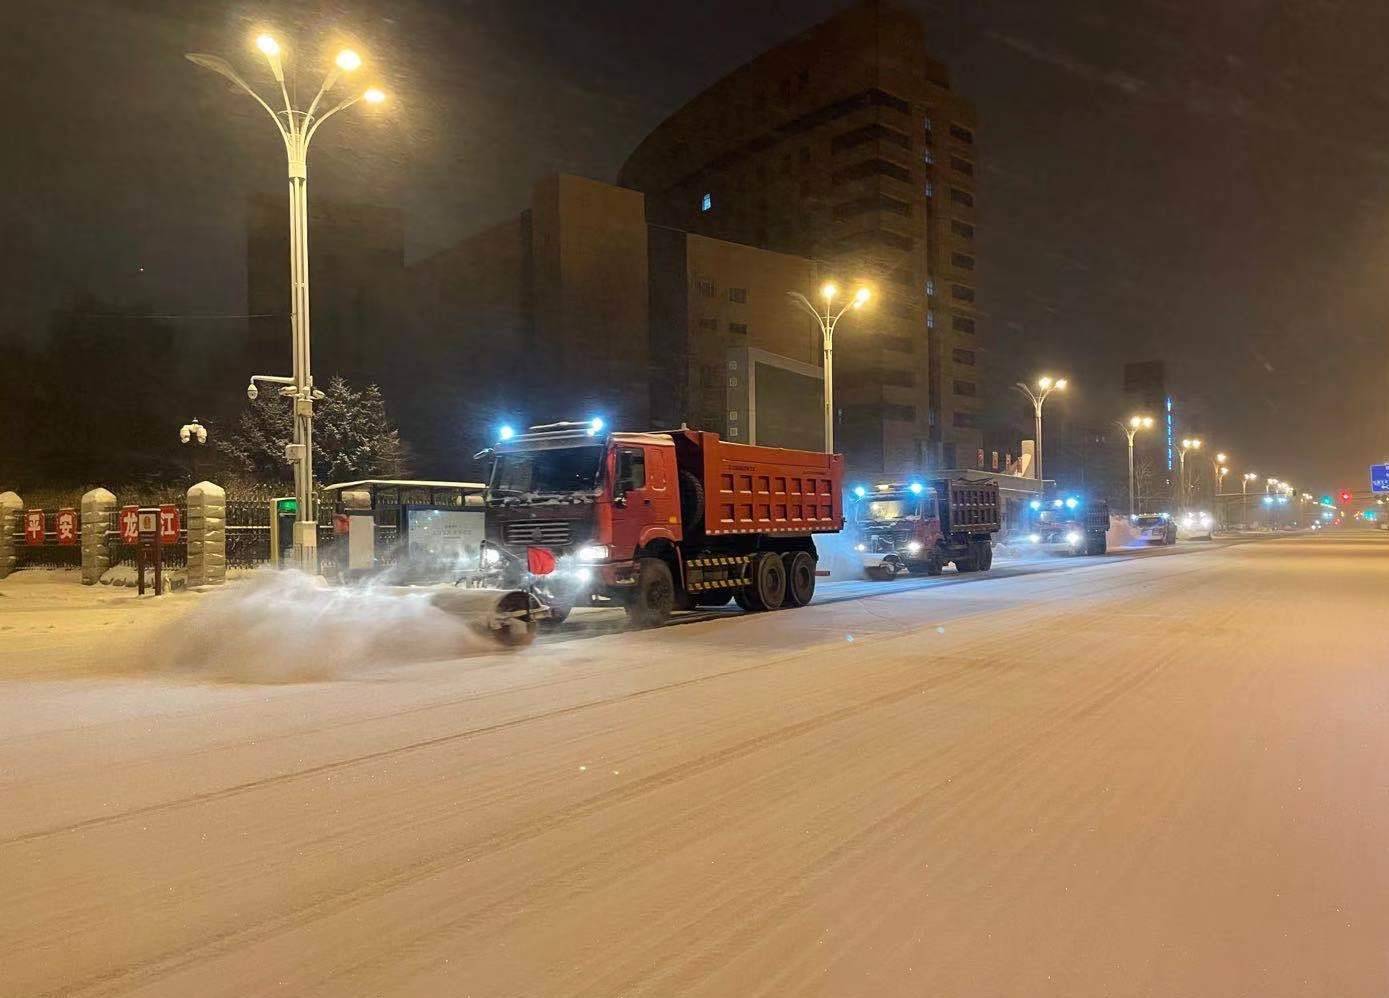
5, 0, 1388, 492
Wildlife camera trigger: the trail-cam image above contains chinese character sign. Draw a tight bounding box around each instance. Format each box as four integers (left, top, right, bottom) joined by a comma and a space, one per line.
24, 509, 44, 545
119, 506, 140, 544
55, 508, 77, 545
159, 504, 180, 544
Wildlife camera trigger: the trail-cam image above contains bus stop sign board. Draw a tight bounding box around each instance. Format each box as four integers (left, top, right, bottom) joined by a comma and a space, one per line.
1372, 464, 1389, 494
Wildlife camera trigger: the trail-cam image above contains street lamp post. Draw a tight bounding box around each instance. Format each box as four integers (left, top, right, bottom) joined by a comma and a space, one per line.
188, 36, 386, 572
1241, 471, 1258, 528
1015, 376, 1068, 485
1212, 452, 1228, 525
787, 283, 870, 453
178, 418, 208, 483
1178, 437, 1202, 511
1115, 415, 1154, 515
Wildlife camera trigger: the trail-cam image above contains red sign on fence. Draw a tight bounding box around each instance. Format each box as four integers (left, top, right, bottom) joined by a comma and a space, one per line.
119, 505, 140, 545
23, 509, 44, 545
55, 508, 78, 545
159, 504, 180, 544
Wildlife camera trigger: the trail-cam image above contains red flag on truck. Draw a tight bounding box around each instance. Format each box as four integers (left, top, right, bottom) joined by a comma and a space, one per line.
526, 547, 557, 576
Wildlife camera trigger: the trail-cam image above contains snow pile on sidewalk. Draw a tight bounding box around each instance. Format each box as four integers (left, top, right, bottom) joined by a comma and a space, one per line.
152, 569, 493, 683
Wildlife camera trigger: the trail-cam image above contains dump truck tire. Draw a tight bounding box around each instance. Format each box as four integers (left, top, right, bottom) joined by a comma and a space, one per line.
626, 558, 674, 628
679, 470, 705, 532
744, 551, 786, 611
783, 550, 816, 607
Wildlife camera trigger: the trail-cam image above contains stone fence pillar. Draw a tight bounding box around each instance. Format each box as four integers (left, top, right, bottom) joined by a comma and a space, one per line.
187, 481, 226, 587
0, 491, 21, 579
80, 488, 116, 585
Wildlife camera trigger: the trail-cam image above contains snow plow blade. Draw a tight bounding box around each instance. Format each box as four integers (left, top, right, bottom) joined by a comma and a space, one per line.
427, 587, 547, 648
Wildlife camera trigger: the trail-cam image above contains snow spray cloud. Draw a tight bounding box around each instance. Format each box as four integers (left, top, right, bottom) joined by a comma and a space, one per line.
152, 569, 495, 683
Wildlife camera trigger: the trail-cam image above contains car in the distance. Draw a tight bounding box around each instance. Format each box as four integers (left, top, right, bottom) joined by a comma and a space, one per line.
1178, 510, 1214, 540
1131, 512, 1177, 545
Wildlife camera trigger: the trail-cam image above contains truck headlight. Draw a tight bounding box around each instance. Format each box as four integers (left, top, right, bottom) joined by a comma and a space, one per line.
906, 540, 922, 554
1028, 533, 1041, 544
855, 543, 867, 552
1065, 531, 1082, 546
482, 547, 502, 565
576, 544, 609, 563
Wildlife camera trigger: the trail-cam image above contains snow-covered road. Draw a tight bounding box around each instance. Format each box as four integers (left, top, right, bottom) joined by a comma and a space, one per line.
3, 531, 1388, 996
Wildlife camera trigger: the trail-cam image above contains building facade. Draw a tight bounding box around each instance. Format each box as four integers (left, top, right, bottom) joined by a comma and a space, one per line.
619, 0, 982, 475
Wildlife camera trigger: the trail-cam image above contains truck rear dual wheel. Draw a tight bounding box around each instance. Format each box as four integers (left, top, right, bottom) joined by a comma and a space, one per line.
743, 551, 787, 611
626, 557, 674, 628
1085, 533, 1108, 556
782, 551, 816, 607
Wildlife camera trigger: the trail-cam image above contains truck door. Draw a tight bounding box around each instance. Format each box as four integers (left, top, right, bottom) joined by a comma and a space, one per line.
609, 446, 649, 559
610, 445, 681, 559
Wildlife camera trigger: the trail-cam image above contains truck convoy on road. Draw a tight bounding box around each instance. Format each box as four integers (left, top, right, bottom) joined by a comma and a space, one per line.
1020, 496, 1110, 556
479, 421, 843, 627
848, 480, 1001, 580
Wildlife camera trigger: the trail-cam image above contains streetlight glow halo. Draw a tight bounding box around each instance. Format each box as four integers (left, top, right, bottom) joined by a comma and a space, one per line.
363, 87, 386, 104
255, 34, 280, 56
336, 49, 361, 71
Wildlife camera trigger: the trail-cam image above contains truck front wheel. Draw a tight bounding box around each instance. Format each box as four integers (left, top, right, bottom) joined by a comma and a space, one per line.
626, 558, 674, 628
976, 540, 994, 571
743, 551, 787, 611
783, 550, 816, 607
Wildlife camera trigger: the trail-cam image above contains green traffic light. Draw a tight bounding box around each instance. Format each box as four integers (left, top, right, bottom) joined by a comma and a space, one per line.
276, 499, 298, 514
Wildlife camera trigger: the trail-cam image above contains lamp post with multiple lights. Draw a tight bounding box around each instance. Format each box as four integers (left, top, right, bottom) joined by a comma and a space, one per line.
1241, 471, 1258, 528
187, 35, 386, 572
1115, 415, 1154, 515
1178, 438, 1202, 510
1014, 376, 1068, 485
787, 283, 870, 453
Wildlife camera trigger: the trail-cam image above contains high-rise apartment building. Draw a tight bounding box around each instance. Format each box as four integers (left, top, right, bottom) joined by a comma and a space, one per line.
619, 0, 982, 474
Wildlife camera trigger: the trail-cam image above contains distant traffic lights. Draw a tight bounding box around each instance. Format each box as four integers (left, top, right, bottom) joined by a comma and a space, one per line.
1339, 490, 1352, 504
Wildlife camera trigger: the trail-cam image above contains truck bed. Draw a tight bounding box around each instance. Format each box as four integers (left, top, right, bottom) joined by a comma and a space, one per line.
674, 430, 843, 537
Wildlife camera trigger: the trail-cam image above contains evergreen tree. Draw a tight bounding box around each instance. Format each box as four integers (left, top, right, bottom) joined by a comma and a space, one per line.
219, 375, 410, 485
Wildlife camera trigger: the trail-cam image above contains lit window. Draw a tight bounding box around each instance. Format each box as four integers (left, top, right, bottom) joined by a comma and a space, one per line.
700, 192, 712, 212
924, 149, 934, 165
927, 310, 935, 329
925, 179, 934, 198
926, 278, 935, 297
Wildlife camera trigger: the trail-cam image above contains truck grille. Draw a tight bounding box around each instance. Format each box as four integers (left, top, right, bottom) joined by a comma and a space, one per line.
503, 520, 572, 546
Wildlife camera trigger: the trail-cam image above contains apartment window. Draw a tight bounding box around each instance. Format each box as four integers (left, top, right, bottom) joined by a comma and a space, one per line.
833, 193, 912, 220
831, 123, 912, 153
949, 123, 975, 144
953, 379, 977, 397
950, 155, 974, 176
883, 404, 917, 421
951, 252, 976, 271
952, 347, 976, 365
837, 229, 915, 252
953, 315, 976, 334
953, 411, 978, 428
924, 179, 934, 198
700, 192, 712, 212
728, 322, 748, 335
923, 149, 934, 165
832, 158, 911, 185
951, 283, 976, 303
728, 287, 748, 303
696, 278, 716, 297
949, 187, 974, 208
699, 317, 717, 331
924, 115, 933, 133
926, 278, 935, 297
926, 309, 935, 329
951, 219, 975, 240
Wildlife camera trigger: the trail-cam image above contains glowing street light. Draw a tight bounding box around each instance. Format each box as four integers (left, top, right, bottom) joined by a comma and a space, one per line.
1114, 414, 1154, 515
1015, 376, 1068, 484
187, 34, 389, 571
1178, 438, 1202, 511
788, 283, 872, 452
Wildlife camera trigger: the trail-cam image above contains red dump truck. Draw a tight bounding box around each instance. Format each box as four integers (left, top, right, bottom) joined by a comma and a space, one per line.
479, 421, 843, 626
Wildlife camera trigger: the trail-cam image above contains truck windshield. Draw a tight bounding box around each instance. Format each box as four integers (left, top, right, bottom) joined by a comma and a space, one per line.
860, 498, 916, 521
490, 445, 604, 498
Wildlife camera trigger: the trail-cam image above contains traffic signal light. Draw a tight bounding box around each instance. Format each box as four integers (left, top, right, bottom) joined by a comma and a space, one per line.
1339, 490, 1352, 504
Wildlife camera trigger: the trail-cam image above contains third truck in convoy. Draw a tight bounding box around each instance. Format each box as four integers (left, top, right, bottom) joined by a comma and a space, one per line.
478, 421, 843, 627
849, 479, 1001, 580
